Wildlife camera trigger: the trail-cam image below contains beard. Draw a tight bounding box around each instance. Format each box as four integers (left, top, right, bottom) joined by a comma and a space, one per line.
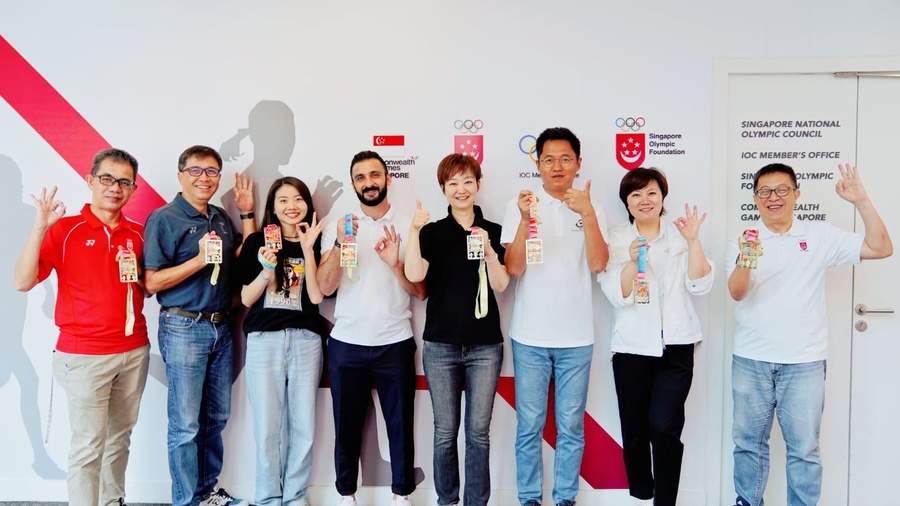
355, 184, 388, 207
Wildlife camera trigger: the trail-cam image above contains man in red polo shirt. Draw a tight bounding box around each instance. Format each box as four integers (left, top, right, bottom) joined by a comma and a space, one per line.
14, 148, 151, 506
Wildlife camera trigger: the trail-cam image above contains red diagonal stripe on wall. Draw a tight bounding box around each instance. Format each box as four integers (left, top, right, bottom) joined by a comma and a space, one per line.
0, 35, 165, 223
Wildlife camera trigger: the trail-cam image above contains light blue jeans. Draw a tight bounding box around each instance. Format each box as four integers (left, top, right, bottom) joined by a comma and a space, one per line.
158, 311, 234, 506
732, 355, 826, 506
512, 340, 593, 506
246, 328, 323, 506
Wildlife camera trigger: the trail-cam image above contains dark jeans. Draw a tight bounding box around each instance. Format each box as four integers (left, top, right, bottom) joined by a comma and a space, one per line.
328, 337, 417, 497
423, 341, 503, 506
612, 344, 694, 506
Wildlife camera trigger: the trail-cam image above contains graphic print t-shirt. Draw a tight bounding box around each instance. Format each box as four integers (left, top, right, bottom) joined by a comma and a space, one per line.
238, 231, 324, 336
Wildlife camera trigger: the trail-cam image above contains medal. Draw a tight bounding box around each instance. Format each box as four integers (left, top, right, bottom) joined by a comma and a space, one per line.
467, 231, 485, 260
339, 214, 359, 281
264, 224, 282, 250
525, 195, 543, 265
206, 232, 223, 285
118, 249, 137, 336
633, 236, 650, 304
737, 229, 763, 269
471, 227, 489, 318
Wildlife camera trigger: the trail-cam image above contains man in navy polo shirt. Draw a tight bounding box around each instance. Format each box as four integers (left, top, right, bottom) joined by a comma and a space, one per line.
144, 145, 255, 506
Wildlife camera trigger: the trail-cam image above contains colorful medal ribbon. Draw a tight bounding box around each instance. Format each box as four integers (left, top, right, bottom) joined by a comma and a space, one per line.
633, 236, 650, 304
472, 228, 488, 319
340, 214, 359, 281
525, 195, 543, 264
205, 231, 223, 285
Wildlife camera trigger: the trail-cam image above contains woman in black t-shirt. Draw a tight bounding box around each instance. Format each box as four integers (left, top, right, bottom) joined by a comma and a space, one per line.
237, 177, 325, 506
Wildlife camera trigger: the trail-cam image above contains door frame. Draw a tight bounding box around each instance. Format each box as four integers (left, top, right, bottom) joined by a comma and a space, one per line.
708, 56, 900, 506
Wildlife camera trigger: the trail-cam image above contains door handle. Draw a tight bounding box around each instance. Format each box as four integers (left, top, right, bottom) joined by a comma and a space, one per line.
855, 303, 895, 315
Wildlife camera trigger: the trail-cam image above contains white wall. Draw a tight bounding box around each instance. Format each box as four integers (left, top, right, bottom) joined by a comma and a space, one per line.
2, 1, 900, 504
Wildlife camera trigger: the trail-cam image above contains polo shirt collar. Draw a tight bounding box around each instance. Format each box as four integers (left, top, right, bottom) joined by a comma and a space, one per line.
358, 202, 396, 223
80, 203, 132, 231
627, 219, 669, 240
173, 192, 223, 220
537, 185, 565, 206
759, 219, 807, 238
444, 205, 487, 229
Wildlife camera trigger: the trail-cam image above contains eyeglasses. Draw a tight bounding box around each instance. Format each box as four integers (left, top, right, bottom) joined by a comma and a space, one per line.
181, 166, 222, 177
754, 186, 796, 199
539, 156, 577, 169
95, 174, 136, 189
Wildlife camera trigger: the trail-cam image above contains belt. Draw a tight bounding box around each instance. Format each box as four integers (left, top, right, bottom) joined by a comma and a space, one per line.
162, 307, 229, 324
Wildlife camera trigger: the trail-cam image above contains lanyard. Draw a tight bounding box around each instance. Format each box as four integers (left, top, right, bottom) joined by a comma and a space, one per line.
525, 195, 543, 264
340, 214, 359, 281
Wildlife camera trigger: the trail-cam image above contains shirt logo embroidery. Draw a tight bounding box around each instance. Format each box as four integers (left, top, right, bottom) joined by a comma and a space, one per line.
799, 239, 809, 252
85, 239, 95, 246
189, 226, 197, 234
572, 219, 584, 232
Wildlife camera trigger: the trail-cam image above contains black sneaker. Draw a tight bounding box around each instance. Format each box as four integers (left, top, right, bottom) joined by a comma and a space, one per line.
200, 486, 249, 506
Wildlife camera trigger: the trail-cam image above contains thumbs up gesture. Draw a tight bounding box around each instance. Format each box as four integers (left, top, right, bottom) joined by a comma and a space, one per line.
412, 199, 430, 231
564, 179, 594, 216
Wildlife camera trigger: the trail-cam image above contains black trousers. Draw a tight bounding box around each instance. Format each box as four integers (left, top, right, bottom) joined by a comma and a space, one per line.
612, 344, 694, 506
329, 337, 417, 496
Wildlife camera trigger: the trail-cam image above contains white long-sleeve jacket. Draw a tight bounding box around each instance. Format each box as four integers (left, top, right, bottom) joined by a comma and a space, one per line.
597, 220, 714, 357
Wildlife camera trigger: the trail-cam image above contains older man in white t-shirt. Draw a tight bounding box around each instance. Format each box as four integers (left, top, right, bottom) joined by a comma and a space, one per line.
726, 163, 892, 506
501, 127, 608, 506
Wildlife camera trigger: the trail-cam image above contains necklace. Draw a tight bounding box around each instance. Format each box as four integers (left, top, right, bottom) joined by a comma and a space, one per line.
283, 235, 300, 239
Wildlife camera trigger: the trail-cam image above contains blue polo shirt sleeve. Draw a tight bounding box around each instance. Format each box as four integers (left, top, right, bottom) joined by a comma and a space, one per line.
143, 211, 175, 271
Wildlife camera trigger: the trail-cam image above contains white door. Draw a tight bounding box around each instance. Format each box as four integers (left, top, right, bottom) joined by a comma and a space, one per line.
848, 76, 900, 504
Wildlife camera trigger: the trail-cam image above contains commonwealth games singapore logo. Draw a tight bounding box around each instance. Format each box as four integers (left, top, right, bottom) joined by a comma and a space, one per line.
615, 116, 646, 170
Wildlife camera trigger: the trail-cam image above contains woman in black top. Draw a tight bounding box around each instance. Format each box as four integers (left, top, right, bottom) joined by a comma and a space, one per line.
237, 177, 325, 506
404, 154, 510, 506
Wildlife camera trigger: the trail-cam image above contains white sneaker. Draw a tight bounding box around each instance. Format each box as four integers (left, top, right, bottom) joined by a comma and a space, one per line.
392, 495, 412, 506
337, 496, 357, 506
634, 498, 654, 506
199, 486, 248, 506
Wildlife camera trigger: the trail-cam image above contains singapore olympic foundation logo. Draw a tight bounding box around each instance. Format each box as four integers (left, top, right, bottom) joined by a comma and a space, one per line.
615, 116, 646, 170
453, 118, 484, 162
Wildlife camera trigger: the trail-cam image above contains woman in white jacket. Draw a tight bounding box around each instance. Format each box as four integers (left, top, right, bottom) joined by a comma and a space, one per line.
598, 167, 714, 506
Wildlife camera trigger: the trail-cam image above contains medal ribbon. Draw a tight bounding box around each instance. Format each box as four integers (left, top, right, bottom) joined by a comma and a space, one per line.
528, 195, 539, 239
125, 284, 135, 336
633, 235, 650, 304
473, 229, 488, 319
343, 214, 356, 281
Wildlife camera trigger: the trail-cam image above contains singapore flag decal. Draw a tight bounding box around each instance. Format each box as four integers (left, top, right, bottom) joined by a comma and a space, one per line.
616, 132, 645, 170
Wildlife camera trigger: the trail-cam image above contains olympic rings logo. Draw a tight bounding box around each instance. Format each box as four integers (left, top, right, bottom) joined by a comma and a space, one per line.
518, 134, 538, 162
615, 117, 646, 132
454, 119, 484, 133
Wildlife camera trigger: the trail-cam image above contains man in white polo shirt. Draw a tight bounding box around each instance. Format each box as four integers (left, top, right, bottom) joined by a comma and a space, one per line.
317, 150, 426, 506
501, 127, 609, 506
727, 162, 892, 506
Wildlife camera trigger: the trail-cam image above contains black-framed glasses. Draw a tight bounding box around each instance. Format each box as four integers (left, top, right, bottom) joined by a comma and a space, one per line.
181, 166, 222, 177
95, 174, 136, 189
754, 185, 795, 199
539, 156, 577, 169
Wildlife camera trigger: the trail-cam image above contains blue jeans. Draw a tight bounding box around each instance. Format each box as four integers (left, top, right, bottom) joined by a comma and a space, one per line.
512, 340, 593, 506
246, 328, 323, 506
423, 341, 503, 506
732, 355, 826, 506
158, 311, 234, 506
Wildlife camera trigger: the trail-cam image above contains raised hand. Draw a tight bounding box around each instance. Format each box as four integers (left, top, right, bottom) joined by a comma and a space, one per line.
298, 212, 326, 251
30, 186, 66, 229
628, 236, 649, 264
564, 179, 593, 216
835, 163, 869, 205
471, 226, 494, 256
517, 190, 535, 220
336, 214, 359, 242
375, 224, 401, 268
257, 246, 278, 270
233, 173, 255, 213
674, 203, 707, 241
411, 199, 430, 231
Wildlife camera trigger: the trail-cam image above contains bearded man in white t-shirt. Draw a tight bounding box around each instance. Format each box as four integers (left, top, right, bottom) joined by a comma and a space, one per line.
727, 162, 892, 506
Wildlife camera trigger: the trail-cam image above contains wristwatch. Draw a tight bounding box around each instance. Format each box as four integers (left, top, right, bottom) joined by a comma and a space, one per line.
240, 212, 255, 220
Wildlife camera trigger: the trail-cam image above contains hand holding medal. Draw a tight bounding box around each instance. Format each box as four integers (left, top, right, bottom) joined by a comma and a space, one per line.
116, 245, 138, 336
525, 194, 543, 265
205, 231, 224, 285
340, 214, 359, 281
470, 226, 490, 318
632, 236, 650, 304
737, 229, 763, 269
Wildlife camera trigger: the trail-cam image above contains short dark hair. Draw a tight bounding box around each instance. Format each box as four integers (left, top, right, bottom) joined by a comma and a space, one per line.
92, 148, 138, 178
536, 127, 581, 159
436, 153, 482, 188
349, 150, 387, 177
618, 167, 669, 224
178, 145, 223, 172
753, 163, 798, 190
